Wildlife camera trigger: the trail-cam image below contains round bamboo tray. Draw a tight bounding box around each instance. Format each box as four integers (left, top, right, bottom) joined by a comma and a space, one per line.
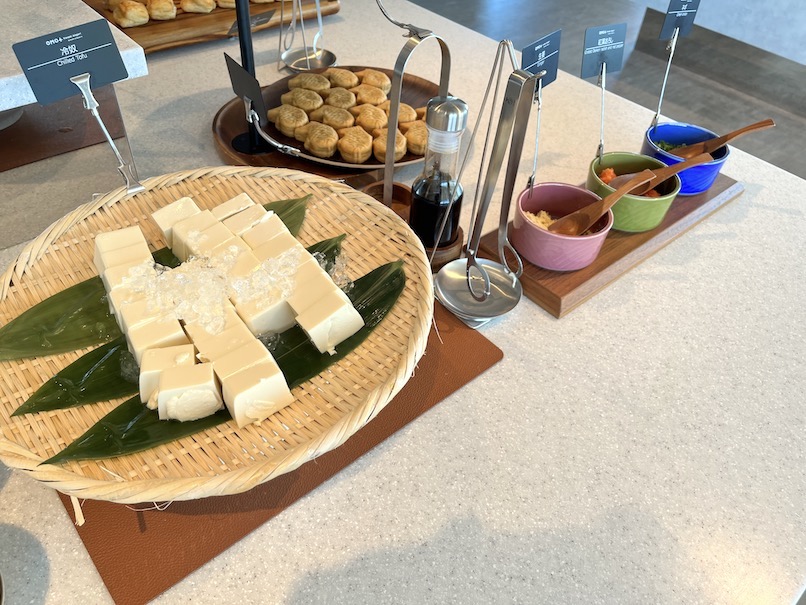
0, 166, 433, 504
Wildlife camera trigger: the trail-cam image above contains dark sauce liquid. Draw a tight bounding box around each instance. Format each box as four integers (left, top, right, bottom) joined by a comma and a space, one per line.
409, 177, 463, 248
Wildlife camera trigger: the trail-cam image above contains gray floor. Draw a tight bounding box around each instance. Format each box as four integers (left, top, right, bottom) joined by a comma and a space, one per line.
409, 0, 805, 179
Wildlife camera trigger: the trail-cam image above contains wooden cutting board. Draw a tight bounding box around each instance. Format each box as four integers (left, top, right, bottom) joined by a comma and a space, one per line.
82, 0, 340, 54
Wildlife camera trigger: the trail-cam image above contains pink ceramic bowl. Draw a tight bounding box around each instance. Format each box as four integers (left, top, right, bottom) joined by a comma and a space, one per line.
511, 183, 612, 271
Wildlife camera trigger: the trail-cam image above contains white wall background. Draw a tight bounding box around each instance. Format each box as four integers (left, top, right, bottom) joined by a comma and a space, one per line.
646, 0, 805, 64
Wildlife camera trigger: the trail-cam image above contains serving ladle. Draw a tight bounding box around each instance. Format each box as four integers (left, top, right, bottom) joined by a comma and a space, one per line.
607, 152, 713, 195
669, 118, 775, 159
548, 170, 655, 236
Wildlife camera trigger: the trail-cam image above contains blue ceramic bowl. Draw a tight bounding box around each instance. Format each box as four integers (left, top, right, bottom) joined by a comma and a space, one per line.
641, 122, 729, 196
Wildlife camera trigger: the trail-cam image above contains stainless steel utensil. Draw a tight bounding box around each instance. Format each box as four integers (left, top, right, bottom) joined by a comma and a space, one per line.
279, 0, 336, 72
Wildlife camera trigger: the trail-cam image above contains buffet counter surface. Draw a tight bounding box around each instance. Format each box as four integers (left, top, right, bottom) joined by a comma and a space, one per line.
1, 0, 803, 603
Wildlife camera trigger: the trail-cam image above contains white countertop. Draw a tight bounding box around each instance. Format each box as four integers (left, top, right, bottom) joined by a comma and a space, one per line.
0, 0, 147, 111
0, 1, 804, 604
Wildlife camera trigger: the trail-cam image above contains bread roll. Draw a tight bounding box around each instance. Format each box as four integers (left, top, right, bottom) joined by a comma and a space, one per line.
180, 0, 215, 13
147, 0, 176, 20
112, 0, 149, 27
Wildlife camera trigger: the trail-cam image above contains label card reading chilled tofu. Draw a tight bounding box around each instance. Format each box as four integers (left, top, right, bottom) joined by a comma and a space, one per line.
660, 0, 701, 39
12, 20, 128, 105
580, 23, 627, 79
521, 30, 561, 88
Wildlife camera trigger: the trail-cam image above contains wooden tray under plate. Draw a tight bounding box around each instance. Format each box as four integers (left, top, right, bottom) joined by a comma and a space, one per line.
82, 0, 340, 54
478, 173, 744, 318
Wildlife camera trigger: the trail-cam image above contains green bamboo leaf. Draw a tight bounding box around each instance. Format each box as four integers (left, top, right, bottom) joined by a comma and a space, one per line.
0, 278, 120, 361
13, 336, 137, 416
43, 260, 405, 464
264, 194, 311, 237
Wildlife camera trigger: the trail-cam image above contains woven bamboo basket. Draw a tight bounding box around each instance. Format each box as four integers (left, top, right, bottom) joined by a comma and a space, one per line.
0, 166, 433, 504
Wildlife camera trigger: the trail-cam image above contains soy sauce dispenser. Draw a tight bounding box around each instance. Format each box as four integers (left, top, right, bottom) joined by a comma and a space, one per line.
409, 96, 468, 249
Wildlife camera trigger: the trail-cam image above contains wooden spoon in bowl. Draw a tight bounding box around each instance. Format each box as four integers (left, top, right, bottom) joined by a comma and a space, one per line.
607, 152, 714, 195
668, 118, 775, 159
548, 170, 655, 236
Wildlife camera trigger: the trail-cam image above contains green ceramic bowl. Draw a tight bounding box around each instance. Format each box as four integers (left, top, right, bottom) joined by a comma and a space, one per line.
586, 152, 681, 233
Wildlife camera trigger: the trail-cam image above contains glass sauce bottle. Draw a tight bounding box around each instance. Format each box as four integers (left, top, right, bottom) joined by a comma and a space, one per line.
409, 96, 468, 249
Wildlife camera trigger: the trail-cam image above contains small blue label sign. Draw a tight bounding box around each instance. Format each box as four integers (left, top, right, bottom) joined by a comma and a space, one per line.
13, 20, 128, 105
522, 30, 562, 87
660, 0, 701, 39
580, 22, 627, 79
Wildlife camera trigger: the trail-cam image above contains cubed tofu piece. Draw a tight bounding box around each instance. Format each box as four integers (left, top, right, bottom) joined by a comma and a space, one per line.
139, 343, 196, 405
211, 192, 256, 221
101, 259, 156, 293
210, 236, 251, 260
183, 302, 245, 345
287, 261, 338, 315
193, 322, 256, 362
118, 298, 160, 334
221, 359, 293, 428
157, 362, 223, 422
252, 231, 305, 262
187, 222, 233, 259
235, 297, 296, 336
241, 213, 288, 249
127, 315, 190, 364
151, 197, 200, 247
212, 338, 272, 383
93, 226, 148, 275
95, 239, 152, 276
227, 249, 261, 280
106, 284, 145, 315
222, 204, 268, 236
171, 210, 218, 261
296, 289, 364, 355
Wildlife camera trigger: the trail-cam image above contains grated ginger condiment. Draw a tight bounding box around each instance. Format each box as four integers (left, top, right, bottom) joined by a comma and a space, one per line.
524, 210, 555, 230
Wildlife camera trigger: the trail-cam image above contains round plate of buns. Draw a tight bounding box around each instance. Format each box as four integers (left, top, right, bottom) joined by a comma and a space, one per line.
256, 66, 439, 170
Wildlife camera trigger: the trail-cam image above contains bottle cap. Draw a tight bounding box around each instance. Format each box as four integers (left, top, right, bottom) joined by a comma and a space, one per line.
425, 96, 468, 133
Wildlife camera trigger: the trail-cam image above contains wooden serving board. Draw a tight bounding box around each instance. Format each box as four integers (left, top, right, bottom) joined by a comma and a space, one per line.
478, 173, 744, 318
82, 0, 340, 54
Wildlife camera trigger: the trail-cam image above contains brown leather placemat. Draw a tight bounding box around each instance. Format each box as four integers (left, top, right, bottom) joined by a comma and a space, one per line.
0, 85, 126, 173
479, 173, 744, 318
57, 302, 502, 605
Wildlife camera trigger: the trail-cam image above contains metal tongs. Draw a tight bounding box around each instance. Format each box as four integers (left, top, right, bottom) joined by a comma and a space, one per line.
434, 41, 544, 324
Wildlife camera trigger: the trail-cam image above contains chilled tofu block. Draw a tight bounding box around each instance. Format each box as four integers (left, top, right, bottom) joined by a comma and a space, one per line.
296, 289, 364, 355
221, 359, 293, 428
227, 249, 261, 280
235, 296, 295, 336
95, 239, 152, 276
222, 204, 269, 236
102, 259, 155, 293
242, 213, 288, 249
139, 343, 196, 405
210, 236, 251, 260
211, 192, 256, 221
118, 298, 159, 334
212, 338, 272, 383
252, 231, 304, 263
106, 284, 145, 315
127, 315, 190, 364
157, 362, 223, 421
151, 197, 200, 247
193, 321, 256, 362
288, 271, 340, 315
93, 226, 148, 275
183, 302, 245, 345
171, 210, 218, 261
186, 222, 233, 259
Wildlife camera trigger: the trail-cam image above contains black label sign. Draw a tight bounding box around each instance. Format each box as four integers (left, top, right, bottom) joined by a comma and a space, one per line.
522, 30, 562, 88
580, 22, 627, 79
12, 20, 128, 106
225, 53, 268, 128
660, 0, 701, 39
